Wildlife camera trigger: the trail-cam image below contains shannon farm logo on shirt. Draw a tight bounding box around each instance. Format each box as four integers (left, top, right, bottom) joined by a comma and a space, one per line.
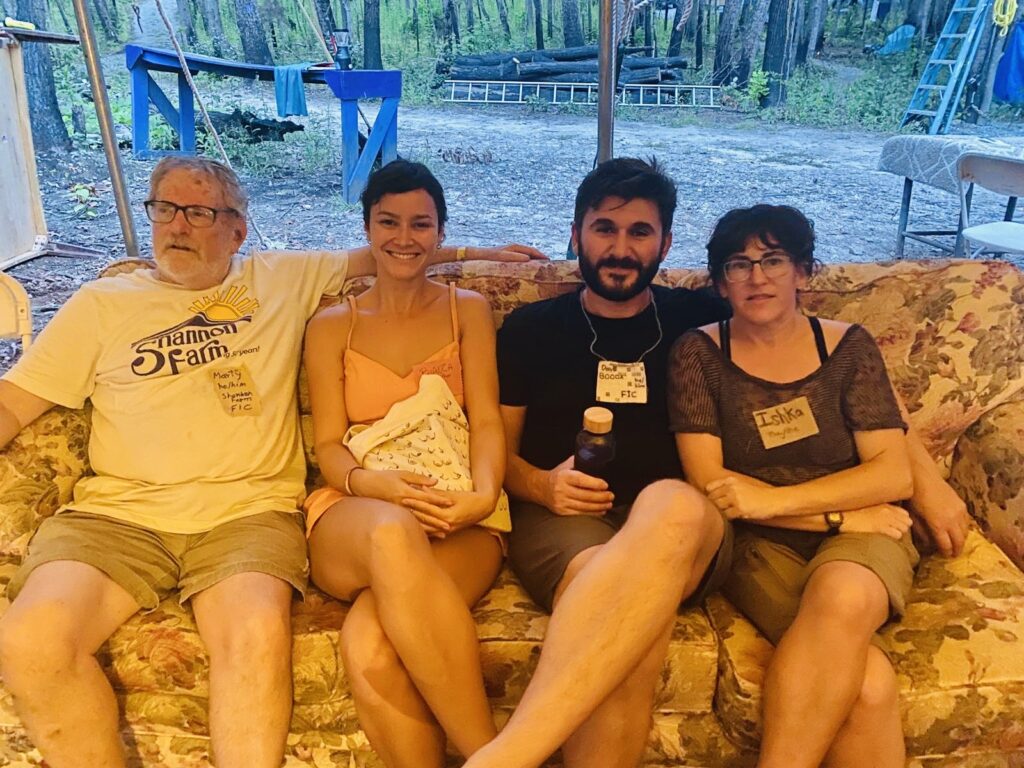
131, 286, 260, 377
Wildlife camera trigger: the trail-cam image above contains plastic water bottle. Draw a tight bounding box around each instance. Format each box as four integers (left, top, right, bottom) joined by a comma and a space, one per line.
574, 407, 616, 479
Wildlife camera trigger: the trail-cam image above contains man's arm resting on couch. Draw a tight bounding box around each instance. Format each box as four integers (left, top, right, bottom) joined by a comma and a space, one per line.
0, 381, 56, 449
346, 244, 548, 277
500, 405, 614, 517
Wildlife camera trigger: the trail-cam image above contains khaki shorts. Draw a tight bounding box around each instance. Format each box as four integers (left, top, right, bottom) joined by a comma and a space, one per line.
7, 510, 309, 610
508, 499, 733, 613
722, 524, 920, 648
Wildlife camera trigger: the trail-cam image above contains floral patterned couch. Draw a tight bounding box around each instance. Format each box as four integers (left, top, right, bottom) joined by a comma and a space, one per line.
1, 258, 1023, 767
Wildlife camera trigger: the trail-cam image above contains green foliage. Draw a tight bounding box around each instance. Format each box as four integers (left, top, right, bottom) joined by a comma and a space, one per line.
721, 68, 770, 111
763, 56, 920, 131
68, 183, 100, 218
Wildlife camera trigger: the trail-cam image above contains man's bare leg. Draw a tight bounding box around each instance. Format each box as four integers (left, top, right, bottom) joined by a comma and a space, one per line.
758, 561, 891, 768
0, 561, 141, 768
339, 528, 502, 767
824, 646, 905, 768
554, 548, 675, 768
465, 480, 724, 768
191, 571, 294, 768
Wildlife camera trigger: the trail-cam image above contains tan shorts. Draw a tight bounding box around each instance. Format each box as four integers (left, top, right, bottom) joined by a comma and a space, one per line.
722, 523, 920, 647
7, 510, 309, 611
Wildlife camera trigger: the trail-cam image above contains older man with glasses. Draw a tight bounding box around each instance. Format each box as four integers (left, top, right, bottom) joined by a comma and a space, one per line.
0, 156, 541, 768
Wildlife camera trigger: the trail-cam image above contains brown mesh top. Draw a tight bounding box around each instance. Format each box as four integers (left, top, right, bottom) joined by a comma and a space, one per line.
667, 324, 906, 487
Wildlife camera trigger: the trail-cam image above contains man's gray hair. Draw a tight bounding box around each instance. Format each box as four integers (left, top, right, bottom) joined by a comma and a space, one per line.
149, 156, 249, 216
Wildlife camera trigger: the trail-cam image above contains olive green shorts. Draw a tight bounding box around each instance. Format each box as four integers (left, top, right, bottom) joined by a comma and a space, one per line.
722, 523, 920, 648
509, 499, 734, 613
7, 510, 309, 611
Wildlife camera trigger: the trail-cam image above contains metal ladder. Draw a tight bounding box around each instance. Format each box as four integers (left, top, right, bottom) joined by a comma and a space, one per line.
899, 0, 993, 134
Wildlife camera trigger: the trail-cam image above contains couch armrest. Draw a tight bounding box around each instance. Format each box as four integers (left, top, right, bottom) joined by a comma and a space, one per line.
0, 406, 91, 554
948, 395, 1024, 571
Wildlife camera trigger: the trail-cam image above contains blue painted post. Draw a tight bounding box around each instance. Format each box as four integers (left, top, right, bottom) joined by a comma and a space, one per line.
130, 62, 151, 156
177, 73, 196, 153
324, 69, 402, 203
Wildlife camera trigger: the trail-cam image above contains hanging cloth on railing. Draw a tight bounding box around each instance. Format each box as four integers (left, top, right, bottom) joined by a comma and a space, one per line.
994, 21, 1024, 103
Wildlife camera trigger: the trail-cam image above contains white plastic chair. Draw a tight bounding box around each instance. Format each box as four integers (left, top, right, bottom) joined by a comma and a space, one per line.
0, 272, 33, 350
958, 153, 1024, 258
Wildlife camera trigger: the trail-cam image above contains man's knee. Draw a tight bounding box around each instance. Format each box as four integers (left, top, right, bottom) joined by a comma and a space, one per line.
0, 602, 82, 682
630, 480, 720, 539
802, 562, 889, 631
198, 577, 292, 660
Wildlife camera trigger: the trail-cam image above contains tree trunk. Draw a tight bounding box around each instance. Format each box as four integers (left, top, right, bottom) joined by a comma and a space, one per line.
446, 0, 461, 46
201, 0, 234, 56
16, 0, 70, 150
737, 0, 770, 86
233, 0, 274, 63
800, 0, 825, 63
667, 0, 689, 55
364, 0, 382, 66
311, 0, 337, 38
477, 0, 489, 22
762, 0, 795, 105
790, 0, 805, 67
562, 0, 584, 46
713, 0, 742, 82
532, 0, 544, 48
546, 0, 553, 40
644, 5, 654, 50
412, 0, 421, 51
694, 0, 703, 69
465, 0, 474, 32
495, 0, 512, 39
91, 0, 119, 40
916, 0, 933, 44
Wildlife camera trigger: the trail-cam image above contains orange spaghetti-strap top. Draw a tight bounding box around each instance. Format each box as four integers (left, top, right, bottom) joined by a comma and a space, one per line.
343, 283, 465, 424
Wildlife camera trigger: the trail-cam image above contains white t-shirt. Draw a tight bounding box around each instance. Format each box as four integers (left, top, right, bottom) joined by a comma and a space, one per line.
3, 249, 349, 533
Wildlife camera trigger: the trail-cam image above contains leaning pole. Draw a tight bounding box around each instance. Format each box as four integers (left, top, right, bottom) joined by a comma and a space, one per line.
597, 0, 615, 162
69, 0, 139, 260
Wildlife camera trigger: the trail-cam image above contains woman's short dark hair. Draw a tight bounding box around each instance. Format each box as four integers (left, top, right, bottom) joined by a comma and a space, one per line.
574, 157, 677, 235
361, 160, 448, 229
706, 204, 819, 286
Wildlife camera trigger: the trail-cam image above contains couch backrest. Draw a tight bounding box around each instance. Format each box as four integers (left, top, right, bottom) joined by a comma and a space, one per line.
301, 259, 1024, 474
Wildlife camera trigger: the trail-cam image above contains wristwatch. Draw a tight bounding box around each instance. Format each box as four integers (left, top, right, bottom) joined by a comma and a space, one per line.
824, 511, 844, 535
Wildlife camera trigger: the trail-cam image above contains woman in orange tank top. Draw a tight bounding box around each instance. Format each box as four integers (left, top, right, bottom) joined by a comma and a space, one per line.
303, 161, 505, 767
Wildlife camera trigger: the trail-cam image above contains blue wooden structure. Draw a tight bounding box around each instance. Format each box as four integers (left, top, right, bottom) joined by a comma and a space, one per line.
323, 69, 401, 203
125, 44, 401, 202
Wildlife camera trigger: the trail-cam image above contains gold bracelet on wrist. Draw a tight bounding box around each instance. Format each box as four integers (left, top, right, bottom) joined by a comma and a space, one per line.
344, 466, 361, 496
456, 246, 467, 261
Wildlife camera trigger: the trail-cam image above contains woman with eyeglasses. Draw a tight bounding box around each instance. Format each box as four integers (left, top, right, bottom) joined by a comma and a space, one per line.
668, 205, 918, 768
302, 160, 507, 767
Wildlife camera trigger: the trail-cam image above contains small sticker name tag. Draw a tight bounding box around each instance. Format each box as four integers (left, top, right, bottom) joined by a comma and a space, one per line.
596, 360, 648, 404
752, 395, 819, 449
210, 365, 262, 417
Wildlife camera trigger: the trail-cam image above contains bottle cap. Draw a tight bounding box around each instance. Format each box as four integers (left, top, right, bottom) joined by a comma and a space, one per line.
583, 406, 613, 434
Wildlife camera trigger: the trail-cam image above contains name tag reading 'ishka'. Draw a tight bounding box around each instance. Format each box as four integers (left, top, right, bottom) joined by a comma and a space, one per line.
596, 361, 648, 404
753, 395, 819, 449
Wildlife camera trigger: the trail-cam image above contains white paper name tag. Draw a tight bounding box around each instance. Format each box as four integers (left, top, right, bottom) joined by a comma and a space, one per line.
596, 360, 648, 404
752, 395, 819, 449
210, 365, 262, 416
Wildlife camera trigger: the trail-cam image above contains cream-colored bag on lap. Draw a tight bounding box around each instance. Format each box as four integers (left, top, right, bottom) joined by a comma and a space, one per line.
343, 374, 511, 532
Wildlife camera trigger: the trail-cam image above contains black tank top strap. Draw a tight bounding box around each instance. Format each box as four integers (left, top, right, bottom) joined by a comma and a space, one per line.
809, 315, 828, 363
719, 320, 731, 361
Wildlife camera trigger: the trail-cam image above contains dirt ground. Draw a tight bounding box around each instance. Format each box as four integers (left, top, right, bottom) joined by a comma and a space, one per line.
6, 91, 1023, 369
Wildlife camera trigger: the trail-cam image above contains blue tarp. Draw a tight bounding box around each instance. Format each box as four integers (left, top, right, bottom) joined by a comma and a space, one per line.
994, 22, 1024, 105
876, 24, 916, 55
274, 63, 310, 117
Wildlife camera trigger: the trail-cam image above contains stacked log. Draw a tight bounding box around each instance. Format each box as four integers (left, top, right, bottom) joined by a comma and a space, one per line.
439, 46, 687, 85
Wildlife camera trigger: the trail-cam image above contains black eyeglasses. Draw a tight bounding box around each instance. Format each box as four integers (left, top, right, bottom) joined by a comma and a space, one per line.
722, 253, 794, 283
144, 200, 239, 229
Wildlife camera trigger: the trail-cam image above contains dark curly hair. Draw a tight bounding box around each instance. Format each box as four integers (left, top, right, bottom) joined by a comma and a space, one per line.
574, 157, 677, 235
706, 205, 820, 286
361, 160, 447, 230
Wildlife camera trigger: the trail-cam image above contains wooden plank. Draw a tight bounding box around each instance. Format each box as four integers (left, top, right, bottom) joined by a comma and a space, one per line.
0, 40, 47, 270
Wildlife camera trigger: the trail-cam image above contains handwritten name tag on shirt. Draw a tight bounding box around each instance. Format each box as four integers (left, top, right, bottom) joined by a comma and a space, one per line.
210, 365, 262, 417
596, 360, 648, 404
752, 395, 819, 449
